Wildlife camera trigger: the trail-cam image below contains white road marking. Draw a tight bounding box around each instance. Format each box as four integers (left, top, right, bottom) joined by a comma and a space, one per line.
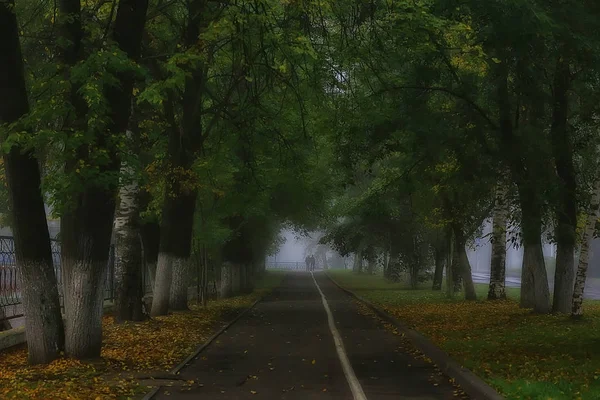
311, 272, 368, 400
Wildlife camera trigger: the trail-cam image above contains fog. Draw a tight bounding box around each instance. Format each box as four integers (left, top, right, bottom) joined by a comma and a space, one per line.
267, 222, 600, 283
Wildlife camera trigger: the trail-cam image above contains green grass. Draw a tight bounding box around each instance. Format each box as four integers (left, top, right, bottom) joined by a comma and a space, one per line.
328, 270, 600, 400
327, 269, 521, 304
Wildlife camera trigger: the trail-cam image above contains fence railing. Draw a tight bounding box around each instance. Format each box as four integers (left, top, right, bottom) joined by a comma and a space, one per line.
0, 236, 152, 322
266, 261, 305, 270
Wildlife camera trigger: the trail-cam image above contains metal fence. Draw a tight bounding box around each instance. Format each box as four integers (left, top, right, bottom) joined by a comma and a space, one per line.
266, 261, 306, 270
0, 236, 152, 322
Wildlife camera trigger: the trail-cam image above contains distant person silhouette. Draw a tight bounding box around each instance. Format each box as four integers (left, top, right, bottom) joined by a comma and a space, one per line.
305, 255, 310, 272
309, 255, 316, 272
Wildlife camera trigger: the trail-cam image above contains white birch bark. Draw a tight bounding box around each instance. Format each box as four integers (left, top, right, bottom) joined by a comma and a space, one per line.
572, 173, 600, 317
114, 140, 145, 321
488, 180, 508, 300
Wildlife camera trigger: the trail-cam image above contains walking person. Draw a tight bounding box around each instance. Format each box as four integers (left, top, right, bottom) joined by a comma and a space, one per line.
310, 255, 316, 272
305, 255, 311, 272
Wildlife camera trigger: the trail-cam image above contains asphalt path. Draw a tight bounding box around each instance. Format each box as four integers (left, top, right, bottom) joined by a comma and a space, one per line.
153, 272, 468, 399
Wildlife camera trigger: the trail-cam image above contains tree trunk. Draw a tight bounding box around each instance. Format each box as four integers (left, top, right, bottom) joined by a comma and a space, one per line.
495, 55, 550, 313
220, 263, 233, 298
0, 1, 64, 363
432, 245, 445, 291
58, 0, 149, 358
520, 245, 535, 308
518, 189, 551, 313
454, 226, 476, 300
488, 181, 508, 300
240, 264, 250, 294
321, 252, 328, 270
550, 58, 576, 314
353, 247, 363, 273
114, 130, 145, 323
382, 251, 389, 278
140, 219, 160, 293
151, 252, 174, 314
445, 230, 454, 297
150, 0, 206, 315
572, 158, 600, 317
367, 258, 376, 275
169, 257, 189, 311
150, 188, 197, 316
451, 243, 462, 293
231, 264, 241, 295
243, 264, 255, 293
0, 309, 11, 331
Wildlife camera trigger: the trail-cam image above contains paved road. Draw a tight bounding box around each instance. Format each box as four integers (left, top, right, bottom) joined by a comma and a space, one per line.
472, 272, 600, 300
153, 272, 468, 399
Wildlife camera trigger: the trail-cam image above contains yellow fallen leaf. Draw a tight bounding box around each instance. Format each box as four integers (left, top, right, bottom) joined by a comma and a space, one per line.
311, 359, 316, 365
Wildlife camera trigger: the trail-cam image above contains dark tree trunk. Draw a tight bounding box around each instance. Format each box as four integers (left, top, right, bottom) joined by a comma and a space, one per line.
451, 246, 462, 293
151, 0, 207, 316
495, 56, 550, 314
519, 190, 551, 313
0, 2, 65, 363
445, 229, 454, 297
432, 245, 445, 291
367, 258, 376, 275
151, 191, 196, 315
59, 0, 149, 357
550, 58, 576, 314
453, 226, 476, 300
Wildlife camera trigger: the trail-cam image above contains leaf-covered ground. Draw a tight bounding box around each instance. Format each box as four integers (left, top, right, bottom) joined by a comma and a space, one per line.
328, 270, 600, 400
0, 271, 284, 400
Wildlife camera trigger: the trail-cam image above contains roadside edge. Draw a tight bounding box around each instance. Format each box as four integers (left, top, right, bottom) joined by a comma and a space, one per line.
325, 272, 504, 400
141, 296, 265, 400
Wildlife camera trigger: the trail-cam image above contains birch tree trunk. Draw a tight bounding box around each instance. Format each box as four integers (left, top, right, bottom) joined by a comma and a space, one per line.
0, 2, 65, 362
572, 165, 600, 317
114, 131, 145, 323
488, 181, 508, 300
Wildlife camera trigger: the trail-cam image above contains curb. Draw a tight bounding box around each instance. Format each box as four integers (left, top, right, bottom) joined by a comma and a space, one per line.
325, 273, 504, 400
141, 296, 264, 400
